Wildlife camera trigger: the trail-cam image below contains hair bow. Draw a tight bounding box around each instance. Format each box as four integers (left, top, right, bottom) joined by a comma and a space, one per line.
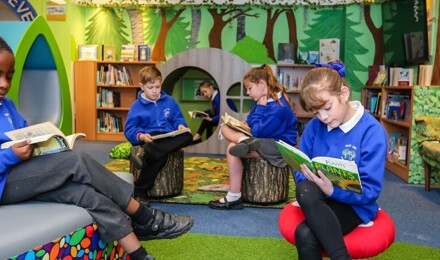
314, 62, 345, 77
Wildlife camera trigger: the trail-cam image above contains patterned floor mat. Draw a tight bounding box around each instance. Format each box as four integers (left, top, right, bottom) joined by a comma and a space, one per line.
105, 157, 296, 208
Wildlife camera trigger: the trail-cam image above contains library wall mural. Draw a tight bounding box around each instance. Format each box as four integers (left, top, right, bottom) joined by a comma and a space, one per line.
78, 4, 384, 99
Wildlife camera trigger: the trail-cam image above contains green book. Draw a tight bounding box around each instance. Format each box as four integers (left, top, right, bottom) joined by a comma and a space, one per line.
275, 140, 363, 194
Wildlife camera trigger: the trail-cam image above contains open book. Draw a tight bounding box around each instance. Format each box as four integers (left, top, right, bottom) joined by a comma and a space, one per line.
221, 112, 252, 136
1, 122, 86, 156
188, 110, 209, 119
275, 140, 362, 194
151, 128, 191, 140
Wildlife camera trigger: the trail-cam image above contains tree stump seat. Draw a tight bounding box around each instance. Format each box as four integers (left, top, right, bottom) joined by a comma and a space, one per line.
130, 146, 184, 198
241, 158, 290, 204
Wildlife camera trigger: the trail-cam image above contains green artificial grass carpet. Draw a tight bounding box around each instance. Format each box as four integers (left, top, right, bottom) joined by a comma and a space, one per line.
105, 157, 296, 208
142, 233, 440, 260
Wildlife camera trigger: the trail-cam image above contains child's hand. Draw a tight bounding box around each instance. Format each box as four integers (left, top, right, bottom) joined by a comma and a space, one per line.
300, 164, 334, 196
177, 125, 188, 130
139, 133, 153, 143
11, 139, 33, 161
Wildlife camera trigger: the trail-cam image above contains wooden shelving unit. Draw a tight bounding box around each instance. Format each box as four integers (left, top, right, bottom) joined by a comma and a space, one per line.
74, 60, 156, 141
361, 85, 414, 181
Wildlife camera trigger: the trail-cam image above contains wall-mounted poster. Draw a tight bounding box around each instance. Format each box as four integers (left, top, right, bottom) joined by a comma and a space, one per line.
46, 1, 66, 21
181, 78, 211, 101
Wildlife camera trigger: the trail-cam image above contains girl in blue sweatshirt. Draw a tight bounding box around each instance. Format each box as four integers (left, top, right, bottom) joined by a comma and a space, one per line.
208, 64, 298, 210
0, 36, 193, 260
292, 61, 387, 260
124, 65, 193, 198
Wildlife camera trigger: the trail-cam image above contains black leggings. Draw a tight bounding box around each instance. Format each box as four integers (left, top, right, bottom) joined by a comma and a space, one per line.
196, 119, 218, 139
295, 180, 362, 260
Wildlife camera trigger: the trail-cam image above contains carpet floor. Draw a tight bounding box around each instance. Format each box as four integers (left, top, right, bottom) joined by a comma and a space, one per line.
104, 157, 296, 208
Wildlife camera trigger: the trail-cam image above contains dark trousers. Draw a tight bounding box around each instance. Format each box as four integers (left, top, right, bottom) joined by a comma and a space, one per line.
294, 180, 362, 260
0, 150, 135, 243
136, 132, 193, 193
196, 120, 218, 139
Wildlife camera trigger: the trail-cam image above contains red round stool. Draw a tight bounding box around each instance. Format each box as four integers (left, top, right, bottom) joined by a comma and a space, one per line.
279, 201, 396, 259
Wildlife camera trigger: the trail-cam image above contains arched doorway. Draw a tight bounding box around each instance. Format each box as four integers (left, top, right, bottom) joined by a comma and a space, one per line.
160, 48, 252, 154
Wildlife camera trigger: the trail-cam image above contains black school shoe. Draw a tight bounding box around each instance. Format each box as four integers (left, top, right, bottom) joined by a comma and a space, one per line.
208, 197, 244, 210
132, 209, 194, 241
229, 137, 260, 157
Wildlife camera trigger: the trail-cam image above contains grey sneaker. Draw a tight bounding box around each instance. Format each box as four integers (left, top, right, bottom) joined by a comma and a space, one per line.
229, 138, 260, 157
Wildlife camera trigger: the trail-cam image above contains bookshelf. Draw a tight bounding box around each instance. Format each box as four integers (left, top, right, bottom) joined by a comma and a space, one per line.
276, 64, 314, 139
362, 85, 413, 181
74, 60, 156, 141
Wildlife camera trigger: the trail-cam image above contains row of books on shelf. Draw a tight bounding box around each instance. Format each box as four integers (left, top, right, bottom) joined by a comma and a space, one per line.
364, 91, 411, 121
79, 44, 151, 62
97, 64, 133, 86
277, 71, 303, 92
366, 64, 433, 87
97, 111, 123, 133
97, 88, 121, 108
388, 133, 408, 165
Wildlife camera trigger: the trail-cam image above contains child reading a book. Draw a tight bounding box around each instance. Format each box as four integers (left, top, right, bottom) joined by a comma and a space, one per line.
0, 36, 193, 260
291, 60, 387, 259
124, 65, 193, 198
192, 81, 220, 143
192, 81, 238, 144
208, 64, 298, 210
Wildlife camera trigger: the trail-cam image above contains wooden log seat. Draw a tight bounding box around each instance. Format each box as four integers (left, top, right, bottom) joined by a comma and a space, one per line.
241, 158, 290, 204
130, 146, 184, 198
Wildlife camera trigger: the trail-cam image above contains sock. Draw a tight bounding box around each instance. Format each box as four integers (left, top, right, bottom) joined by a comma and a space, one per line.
220, 192, 241, 203
129, 246, 150, 260
131, 202, 154, 225
237, 136, 249, 143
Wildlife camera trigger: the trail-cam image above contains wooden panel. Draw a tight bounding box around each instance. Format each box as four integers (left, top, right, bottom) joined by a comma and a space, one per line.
74, 61, 96, 140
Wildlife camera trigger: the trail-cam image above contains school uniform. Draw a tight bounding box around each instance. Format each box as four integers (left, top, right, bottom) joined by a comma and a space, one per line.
124, 91, 192, 194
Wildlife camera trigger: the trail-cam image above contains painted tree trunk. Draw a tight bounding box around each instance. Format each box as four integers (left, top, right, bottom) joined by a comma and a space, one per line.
130, 148, 184, 198
241, 158, 290, 204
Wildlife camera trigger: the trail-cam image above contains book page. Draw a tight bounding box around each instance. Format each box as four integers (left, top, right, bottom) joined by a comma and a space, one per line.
189, 110, 209, 119
311, 157, 362, 194
4, 122, 64, 141
65, 133, 87, 149
221, 112, 252, 136
1, 133, 55, 149
151, 128, 191, 140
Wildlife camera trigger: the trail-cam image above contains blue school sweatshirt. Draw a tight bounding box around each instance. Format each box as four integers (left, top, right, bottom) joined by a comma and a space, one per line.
0, 98, 28, 199
295, 103, 387, 224
246, 95, 297, 146
124, 91, 188, 145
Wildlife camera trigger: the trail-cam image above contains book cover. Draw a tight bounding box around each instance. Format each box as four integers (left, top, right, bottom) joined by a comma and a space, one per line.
298, 51, 308, 64
373, 71, 387, 86
78, 44, 98, 60
275, 140, 362, 194
151, 128, 191, 140
221, 112, 252, 136
120, 45, 135, 61
319, 38, 340, 64
387, 133, 401, 163
366, 65, 381, 86
308, 51, 319, 64
1, 122, 86, 156
278, 43, 295, 64
102, 44, 115, 61
397, 68, 411, 86
138, 44, 150, 62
